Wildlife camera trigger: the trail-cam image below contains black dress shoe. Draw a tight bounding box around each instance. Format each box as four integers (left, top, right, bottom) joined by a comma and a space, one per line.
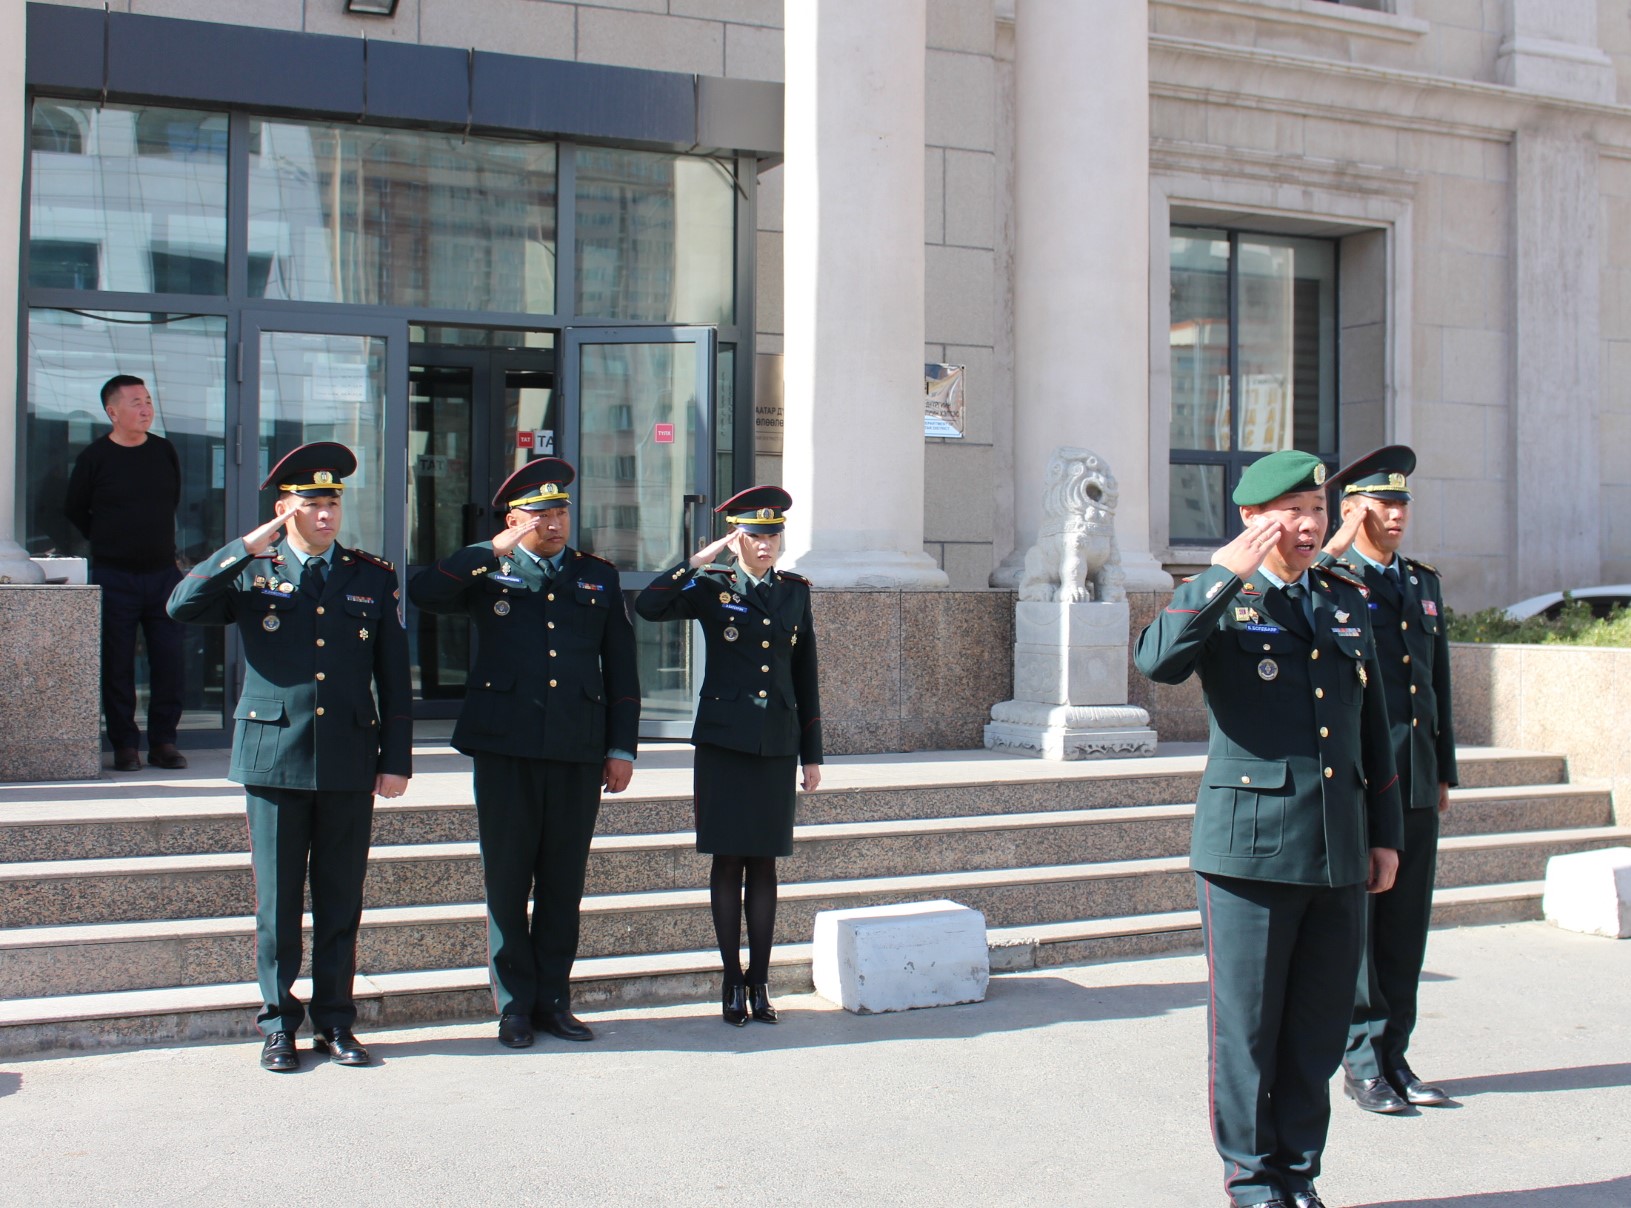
148, 744, 188, 770
536, 1010, 593, 1042
722, 982, 748, 1027
1292, 1190, 1329, 1208
747, 983, 779, 1024
259, 1032, 299, 1072
313, 1026, 370, 1066
113, 748, 142, 772
498, 1013, 534, 1049
1389, 1065, 1450, 1106
1344, 1072, 1408, 1113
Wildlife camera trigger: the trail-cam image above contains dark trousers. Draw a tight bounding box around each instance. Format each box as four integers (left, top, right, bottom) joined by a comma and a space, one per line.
471, 754, 602, 1017
1347, 804, 1440, 1079
1197, 872, 1366, 1206
245, 787, 375, 1035
92, 563, 185, 751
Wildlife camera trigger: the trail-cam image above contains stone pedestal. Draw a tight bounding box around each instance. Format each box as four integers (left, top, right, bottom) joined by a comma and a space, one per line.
0, 585, 102, 781
1543, 847, 1631, 939
812, 900, 989, 1014
985, 601, 1156, 759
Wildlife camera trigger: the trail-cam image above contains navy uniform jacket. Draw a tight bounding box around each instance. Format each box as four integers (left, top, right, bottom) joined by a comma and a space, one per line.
1135, 562, 1404, 887
168, 538, 412, 791
636, 561, 823, 765
408, 543, 639, 763
1317, 552, 1457, 809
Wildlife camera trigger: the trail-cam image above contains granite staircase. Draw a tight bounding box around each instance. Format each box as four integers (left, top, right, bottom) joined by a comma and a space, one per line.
2, 742, 1625, 1056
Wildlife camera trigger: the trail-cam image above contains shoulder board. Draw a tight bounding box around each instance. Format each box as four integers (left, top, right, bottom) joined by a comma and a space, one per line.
777, 571, 812, 586
577, 551, 616, 568
1404, 556, 1438, 575
1319, 566, 1369, 596
349, 548, 395, 572
698, 563, 733, 575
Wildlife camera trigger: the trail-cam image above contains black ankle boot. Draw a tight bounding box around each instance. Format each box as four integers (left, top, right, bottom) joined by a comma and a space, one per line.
722, 982, 748, 1027
748, 983, 778, 1023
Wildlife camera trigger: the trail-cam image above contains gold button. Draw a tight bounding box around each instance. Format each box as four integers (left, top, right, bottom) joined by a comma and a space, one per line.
316, 638, 325, 647
549, 649, 557, 657
1412, 717, 1419, 727
502, 588, 509, 594
1310, 649, 1319, 660
763, 618, 771, 626
248, 711, 257, 719
1324, 766, 1333, 779
547, 593, 555, 602
547, 621, 555, 629
1319, 726, 1329, 738
316, 606, 325, 615
483, 681, 491, 688
1401, 620, 1409, 630
761, 665, 770, 673
1315, 688, 1324, 699
1240, 775, 1250, 784
757, 690, 767, 698
1410, 684, 1418, 694
316, 672, 326, 682
549, 679, 557, 687
762, 641, 770, 649
316, 707, 325, 717
1263, 644, 1271, 652
1402, 654, 1411, 664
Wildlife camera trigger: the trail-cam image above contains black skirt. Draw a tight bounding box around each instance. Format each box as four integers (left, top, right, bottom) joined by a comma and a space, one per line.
693, 742, 798, 857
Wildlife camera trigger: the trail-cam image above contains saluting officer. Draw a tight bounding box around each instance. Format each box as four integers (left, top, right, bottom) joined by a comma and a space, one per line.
1320, 446, 1457, 1115
408, 457, 639, 1050
635, 486, 822, 1027
168, 442, 411, 1072
1134, 449, 1404, 1208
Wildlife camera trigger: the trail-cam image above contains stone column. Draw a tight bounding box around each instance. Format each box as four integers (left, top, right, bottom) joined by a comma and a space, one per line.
0, 0, 40, 584
780, 0, 948, 588
995, 0, 1167, 594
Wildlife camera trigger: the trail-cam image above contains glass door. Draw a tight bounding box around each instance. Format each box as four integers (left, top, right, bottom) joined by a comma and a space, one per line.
563, 327, 716, 739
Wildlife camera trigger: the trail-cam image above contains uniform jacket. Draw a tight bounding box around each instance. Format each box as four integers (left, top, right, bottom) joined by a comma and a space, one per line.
1317, 552, 1457, 809
636, 560, 823, 765
1134, 562, 1404, 887
168, 538, 412, 791
408, 543, 639, 763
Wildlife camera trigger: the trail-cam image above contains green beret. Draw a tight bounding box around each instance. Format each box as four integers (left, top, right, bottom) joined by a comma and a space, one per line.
1232, 450, 1327, 506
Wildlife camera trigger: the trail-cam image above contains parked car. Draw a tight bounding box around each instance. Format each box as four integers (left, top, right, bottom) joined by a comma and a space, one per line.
1501, 585, 1631, 621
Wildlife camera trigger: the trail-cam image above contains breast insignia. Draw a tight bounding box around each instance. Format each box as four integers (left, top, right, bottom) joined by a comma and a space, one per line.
1257, 658, 1278, 682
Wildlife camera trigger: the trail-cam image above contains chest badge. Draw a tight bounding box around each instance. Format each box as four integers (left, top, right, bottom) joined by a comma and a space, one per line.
493, 600, 511, 617
359, 627, 370, 641
1422, 600, 1438, 617
719, 591, 732, 604
723, 625, 739, 642
500, 560, 512, 576
1357, 662, 1369, 688
278, 581, 295, 594
1335, 610, 1349, 623
262, 614, 281, 632
1257, 658, 1278, 681
791, 634, 798, 646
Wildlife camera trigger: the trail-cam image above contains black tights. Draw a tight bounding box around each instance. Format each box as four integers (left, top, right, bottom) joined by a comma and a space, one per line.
709, 855, 778, 985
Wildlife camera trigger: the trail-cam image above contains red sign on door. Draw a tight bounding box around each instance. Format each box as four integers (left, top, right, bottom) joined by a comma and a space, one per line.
654, 422, 675, 445
516, 430, 535, 449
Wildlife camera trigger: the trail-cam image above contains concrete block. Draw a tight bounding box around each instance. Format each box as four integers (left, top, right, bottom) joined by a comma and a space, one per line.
944, 149, 995, 249
1543, 847, 1631, 938
724, 21, 783, 81
812, 900, 989, 1013
925, 50, 995, 151
0, 586, 101, 782
925, 245, 995, 347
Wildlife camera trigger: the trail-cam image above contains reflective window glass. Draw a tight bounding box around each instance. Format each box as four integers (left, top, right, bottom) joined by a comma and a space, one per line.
28, 102, 228, 295
575, 148, 736, 324
249, 121, 557, 313
1169, 229, 1231, 453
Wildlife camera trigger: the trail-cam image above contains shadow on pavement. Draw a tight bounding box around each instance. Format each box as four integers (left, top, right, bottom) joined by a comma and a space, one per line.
0, 1072, 19, 1098
365, 974, 1209, 1062
1355, 1175, 1631, 1207
1441, 1061, 1631, 1097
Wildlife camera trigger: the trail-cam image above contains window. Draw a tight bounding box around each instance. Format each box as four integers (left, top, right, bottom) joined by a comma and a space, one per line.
29, 241, 99, 291
1169, 226, 1338, 544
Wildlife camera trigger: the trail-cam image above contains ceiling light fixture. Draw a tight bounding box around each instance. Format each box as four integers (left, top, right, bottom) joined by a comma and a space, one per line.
345, 0, 401, 15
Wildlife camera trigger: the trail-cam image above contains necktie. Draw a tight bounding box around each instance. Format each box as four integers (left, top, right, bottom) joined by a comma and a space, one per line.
1282, 583, 1311, 636
301, 556, 327, 599
756, 579, 773, 607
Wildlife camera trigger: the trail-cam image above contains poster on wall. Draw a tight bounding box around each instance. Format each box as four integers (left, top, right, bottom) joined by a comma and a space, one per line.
924, 364, 965, 438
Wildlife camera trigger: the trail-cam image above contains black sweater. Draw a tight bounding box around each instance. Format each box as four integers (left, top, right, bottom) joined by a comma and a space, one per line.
64, 434, 181, 571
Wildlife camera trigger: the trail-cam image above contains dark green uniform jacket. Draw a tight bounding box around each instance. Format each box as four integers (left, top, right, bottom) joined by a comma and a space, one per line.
636, 560, 823, 765
168, 538, 412, 790
407, 543, 639, 763
1135, 563, 1404, 886
1318, 552, 1457, 808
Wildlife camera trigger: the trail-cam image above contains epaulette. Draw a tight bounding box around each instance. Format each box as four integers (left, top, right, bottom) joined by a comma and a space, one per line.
778, 570, 812, 586
698, 562, 733, 575
1319, 565, 1369, 597
577, 551, 617, 568
1404, 556, 1438, 575
350, 548, 395, 572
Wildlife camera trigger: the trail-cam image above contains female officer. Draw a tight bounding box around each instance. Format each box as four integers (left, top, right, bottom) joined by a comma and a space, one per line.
635, 486, 823, 1025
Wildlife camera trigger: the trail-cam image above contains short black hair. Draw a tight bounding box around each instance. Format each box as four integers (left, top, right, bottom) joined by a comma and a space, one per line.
100, 374, 146, 408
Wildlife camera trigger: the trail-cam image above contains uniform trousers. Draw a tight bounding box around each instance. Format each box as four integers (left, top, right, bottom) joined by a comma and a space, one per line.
244, 787, 374, 1036
1346, 804, 1440, 1079
471, 754, 602, 1016
1197, 872, 1366, 1206
93, 563, 185, 752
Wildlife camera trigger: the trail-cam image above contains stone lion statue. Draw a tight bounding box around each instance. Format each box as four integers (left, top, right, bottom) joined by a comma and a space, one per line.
1018, 446, 1126, 604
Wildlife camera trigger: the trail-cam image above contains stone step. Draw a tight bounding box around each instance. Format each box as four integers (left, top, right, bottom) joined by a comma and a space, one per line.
0, 747, 1571, 863
0, 880, 1549, 1059
1437, 783, 1612, 836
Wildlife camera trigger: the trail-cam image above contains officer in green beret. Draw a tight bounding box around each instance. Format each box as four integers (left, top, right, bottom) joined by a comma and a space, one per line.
408, 457, 639, 1050
168, 442, 411, 1072
1319, 445, 1457, 1114
1135, 448, 1404, 1208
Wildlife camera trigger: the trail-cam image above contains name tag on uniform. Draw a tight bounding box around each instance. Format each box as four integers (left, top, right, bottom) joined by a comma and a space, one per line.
722, 602, 749, 614
1243, 623, 1281, 633
489, 574, 524, 585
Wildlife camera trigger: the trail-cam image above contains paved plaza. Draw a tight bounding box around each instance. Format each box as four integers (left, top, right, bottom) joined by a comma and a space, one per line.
2, 921, 1627, 1207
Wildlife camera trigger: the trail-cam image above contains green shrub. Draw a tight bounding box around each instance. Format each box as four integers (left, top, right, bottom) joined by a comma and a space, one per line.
1446, 595, 1631, 646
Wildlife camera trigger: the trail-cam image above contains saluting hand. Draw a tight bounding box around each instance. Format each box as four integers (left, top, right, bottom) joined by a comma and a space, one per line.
1322, 497, 1373, 561
242, 512, 290, 558
690, 532, 736, 569
1211, 515, 1282, 580
492, 516, 542, 556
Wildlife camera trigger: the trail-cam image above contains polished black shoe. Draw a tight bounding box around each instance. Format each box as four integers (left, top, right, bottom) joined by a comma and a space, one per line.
259, 1032, 299, 1072
1389, 1064, 1450, 1106
112, 748, 142, 773
497, 1013, 535, 1049
313, 1026, 370, 1066
747, 983, 779, 1024
1291, 1190, 1329, 1208
1344, 1072, 1409, 1113
148, 744, 188, 770
536, 1010, 594, 1042
722, 982, 748, 1027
